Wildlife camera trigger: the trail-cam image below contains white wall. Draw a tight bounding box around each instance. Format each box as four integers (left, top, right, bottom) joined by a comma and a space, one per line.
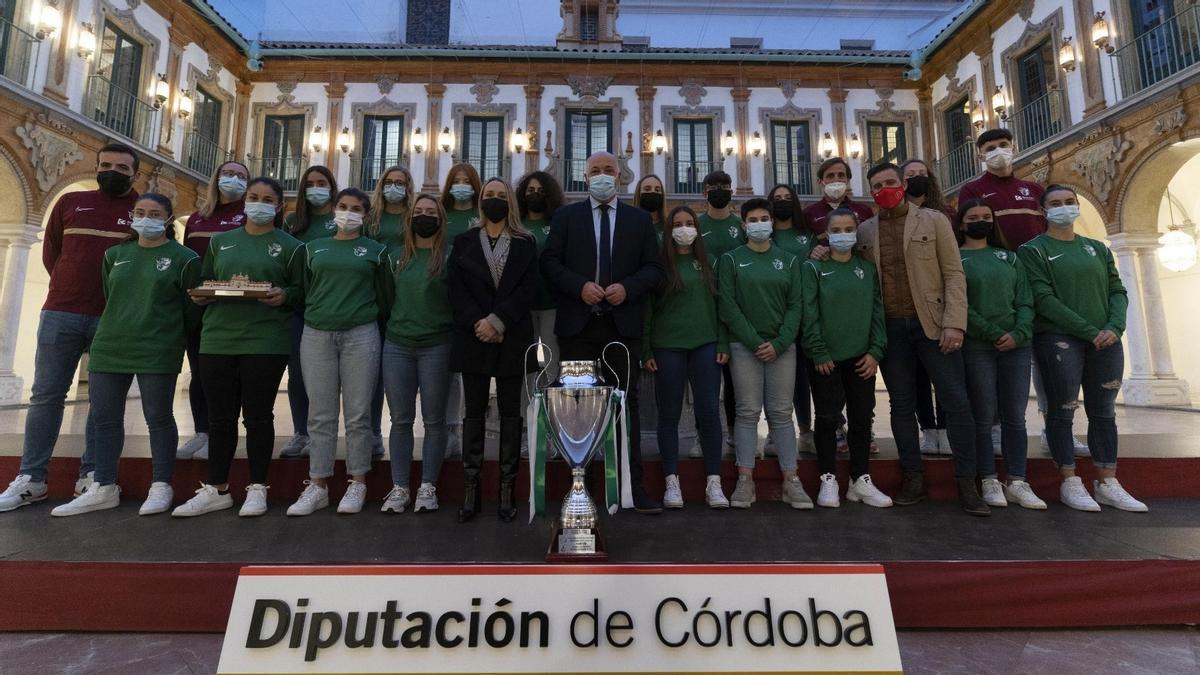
1156, 154, 1200, 401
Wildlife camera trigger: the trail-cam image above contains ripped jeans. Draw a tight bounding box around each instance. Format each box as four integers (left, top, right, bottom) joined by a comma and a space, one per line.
1033, 334, 1123, 470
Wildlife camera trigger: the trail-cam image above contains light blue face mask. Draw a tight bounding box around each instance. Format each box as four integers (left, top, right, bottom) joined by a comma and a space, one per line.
383, 184, 407, 204
1045, 205, 1080, 228
132, 216, 166, 239
305, 186, 331, 207
746, 221, 773, 242
218, 176, 247, 199
449, 184, 474, 202
244, 202, 276, 225
828, 232, 858, 252
587, 174, 617, 203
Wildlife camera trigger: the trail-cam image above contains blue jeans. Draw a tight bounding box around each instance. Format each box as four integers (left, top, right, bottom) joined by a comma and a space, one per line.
729, 343, 798, 471
382, 340, 451, 486
301, 323, 381, 478
1034, 334, 1122, 469
963, 346, 1032, 480
287, 312, 309, 436
654, 343, 723, 476
19, 310, 99, 482
89, 372, 178, 486
879, 318, 977, 479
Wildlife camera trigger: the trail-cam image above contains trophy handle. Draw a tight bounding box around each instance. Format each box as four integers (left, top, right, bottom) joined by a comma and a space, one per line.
524, 339, 556, 408
600, 341, 632, 392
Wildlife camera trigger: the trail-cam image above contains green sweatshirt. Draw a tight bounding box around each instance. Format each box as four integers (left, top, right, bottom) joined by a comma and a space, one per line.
386, 247, 452, 347
699, 212, 746, 259
717, 244, 803, 355
284, 211, 337, 243
1017, 234, 1128, 342
372, 211, 406, 253
90, 240, 202, 374
445, 207, 479, 243
960, 246, 1034, 350
199, 227, 304, 355
642, 253, 729, 360
772, 227, 816, 264
302, 235, 391, 331
526, 215, 555, 311
800, 256, 886, 364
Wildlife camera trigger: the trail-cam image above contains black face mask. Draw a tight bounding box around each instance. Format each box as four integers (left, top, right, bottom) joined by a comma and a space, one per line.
411, 215, 440, 239
904, 175, 931, 198
771, 200, 795, 221
525, 193, 547, 214
706, 188, 732, 209
481, 197, 509, 223
97, 170, 133, 197
639, 193, 664, 213
964, 219, 994, 240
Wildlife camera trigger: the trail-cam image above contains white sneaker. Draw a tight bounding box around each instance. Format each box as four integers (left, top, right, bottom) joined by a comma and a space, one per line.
846, 475, 893, 508
139, 482, 174, 515
991, 425, 1003, 456
729, 475, 755, 508
705, 475, 729, 509
287, 481, 328, 516
1059, 476, 1101, 512
74, 471, 95, 496
1005, 480, 1047, 510
240, 484, 269, 517
280, 434, 310, 458
919, 429, 940, 454
937, 429, 951, 456
172, 484, 234, 517
414, 482, 439, 512
0, 475, 48, 512
177, 433, 209, 459
1094, 478, 1148, 513
781, 476, 813, 510
663, 474, 684, 509
816, 473, 840, 508
981, 478, 1008, 507
51, 483, 120, 516
337, 481, 367, 514
797, 431, 815, 454
381, 485, 411, 513
446, 425, 463, 459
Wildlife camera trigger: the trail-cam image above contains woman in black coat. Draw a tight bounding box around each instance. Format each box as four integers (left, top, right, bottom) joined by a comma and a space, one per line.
448, 176, 538, 523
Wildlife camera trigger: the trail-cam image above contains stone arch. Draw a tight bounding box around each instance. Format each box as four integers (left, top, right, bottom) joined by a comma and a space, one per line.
1115, 133, 1200, 236
38, 169, 100, 216
1038, 174, 1109, 230
0, 142, 36, 229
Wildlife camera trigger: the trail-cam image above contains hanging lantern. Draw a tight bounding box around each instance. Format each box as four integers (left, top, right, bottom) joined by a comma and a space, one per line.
1058, 36, 1077, 72
820, 132, 836, 159
1157, 228, 1197, 272
1092, 11, 1113, 53
721, 130, 737, 156
410, 127, 425, 154
652, 129, 667, 155
510, 127, 528, 153
748, 131, 765, 157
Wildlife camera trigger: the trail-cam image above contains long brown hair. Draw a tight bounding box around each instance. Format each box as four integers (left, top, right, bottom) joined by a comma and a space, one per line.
766, 182, 814, 233
633, 174, 667, 224
662, 205, 716, 295
440, 163, 482, 211
368, 165, 413, 237
288, 165, 338, 237
901, 159, 950, 214
400, 193, 448, 277
198, 160, 249, 219
955, 198, 1010, 249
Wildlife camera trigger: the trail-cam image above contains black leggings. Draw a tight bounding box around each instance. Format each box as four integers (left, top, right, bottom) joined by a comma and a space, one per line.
462, 373, 523, 420
185, 327, 208, 434
199, 353, 289, 485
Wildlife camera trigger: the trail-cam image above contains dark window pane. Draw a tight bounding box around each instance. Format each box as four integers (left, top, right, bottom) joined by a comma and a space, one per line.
770, 120, 812, 195
564, 110, 612, 191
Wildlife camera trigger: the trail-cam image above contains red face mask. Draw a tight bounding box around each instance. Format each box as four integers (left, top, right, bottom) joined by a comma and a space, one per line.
872, 185, 906, 210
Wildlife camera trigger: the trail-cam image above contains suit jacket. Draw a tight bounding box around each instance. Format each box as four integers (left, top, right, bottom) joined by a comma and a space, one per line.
447, 228, 538, 377
540, 198, 664, 339
856, 205, 968, 339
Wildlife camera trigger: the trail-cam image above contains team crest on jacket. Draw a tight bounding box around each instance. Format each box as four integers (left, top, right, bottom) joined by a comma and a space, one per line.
994, 250, 1008, 260
692, 259, 702, 271
155, 257, 172, 271
267, 243, 282, 257
729, 225, 740, 239
854, 266, 865, 280
353, 246, 368, 257
1083, 243, 1097, 257
542, 225, 551, 236
772, 258, 784, 270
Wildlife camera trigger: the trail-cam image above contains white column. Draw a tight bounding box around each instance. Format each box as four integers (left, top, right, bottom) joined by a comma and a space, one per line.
0, 227, 35, 405
1135, 242, 1191, 404
1106, 234, 1152, 378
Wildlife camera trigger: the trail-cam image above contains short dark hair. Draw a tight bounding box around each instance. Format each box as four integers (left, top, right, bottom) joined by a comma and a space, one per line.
98, 142, 139, 172
740, 197, 771, 220
817, 157, 851, 181
1040, 183, 1077, 206
975, 128, 1013, 148
128, 192, 177, 242
866, 161, 900, 182
827, 207, 859, 226
335, 187, 372, 215
702, 170, 732, 188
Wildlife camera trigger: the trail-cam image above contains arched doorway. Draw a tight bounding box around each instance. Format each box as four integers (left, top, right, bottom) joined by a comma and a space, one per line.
0, 146, 34, 405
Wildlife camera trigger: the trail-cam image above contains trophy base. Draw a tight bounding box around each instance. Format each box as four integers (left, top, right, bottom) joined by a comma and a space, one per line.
190, 288, 272, 299
546, 527, 608, 563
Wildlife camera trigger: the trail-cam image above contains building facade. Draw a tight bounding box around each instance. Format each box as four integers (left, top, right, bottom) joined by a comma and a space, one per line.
0, 0, 1197, 407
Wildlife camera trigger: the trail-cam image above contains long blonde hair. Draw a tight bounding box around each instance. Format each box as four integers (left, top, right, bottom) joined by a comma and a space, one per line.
198, 160, 249, 219
478, 177, 531, 239
368, 165, 414, 237
400, 193, 448, 277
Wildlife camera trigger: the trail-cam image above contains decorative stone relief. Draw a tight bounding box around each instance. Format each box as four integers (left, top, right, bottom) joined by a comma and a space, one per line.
276, 80, 298, 104
565, 75, 612, 101
471, 77, 499, 105
375, 75, 396, 96
15, 114, 84, 192
1018, 0, 1036, 22
874, 88, 896, 112
1028, 154, 1051, 184
1070, 131, 1132, 202
1152, 93, 1188, 135
678, 79, 707, 108
146, 165, 178, 200
778, 79, 800, 101
205, 54, 223, 81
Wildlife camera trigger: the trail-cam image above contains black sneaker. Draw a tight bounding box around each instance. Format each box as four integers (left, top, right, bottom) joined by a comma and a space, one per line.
893, 472, 926, 506
956, 478, 991, 517
632, 486, 663, 515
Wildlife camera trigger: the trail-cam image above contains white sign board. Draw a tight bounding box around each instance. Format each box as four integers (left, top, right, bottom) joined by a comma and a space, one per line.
218, 563, 902, 674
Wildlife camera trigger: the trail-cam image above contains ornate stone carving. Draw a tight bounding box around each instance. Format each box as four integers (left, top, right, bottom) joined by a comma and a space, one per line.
276, 80, 299, 104
1028, 154, 1051, 184
778, 79, 800, 101
874, 88, 896, 112
205, 54, 223, 81
678, 79, 707, 107
1152, 93, 1188, 135
15, 114, 84, 192
565, 75, 612, 101
471, 76, 498, 105
375, 75, 396, 95
1070, 131, 1132, 202
146, 165, 178, 200
1018, 0, 1036, 22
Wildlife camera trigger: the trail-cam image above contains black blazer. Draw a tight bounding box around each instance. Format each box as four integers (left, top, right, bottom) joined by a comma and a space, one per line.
447, 228, 538, 377
540, 198, 664, 339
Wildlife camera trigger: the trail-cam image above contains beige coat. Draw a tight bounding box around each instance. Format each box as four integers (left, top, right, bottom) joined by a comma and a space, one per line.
857, 205, 967, 339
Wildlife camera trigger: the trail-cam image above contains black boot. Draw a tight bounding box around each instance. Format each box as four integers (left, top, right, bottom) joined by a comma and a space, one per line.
893, 472, 926, 506
498, 416, 521, 522
957, 478, 991, 517
457, 417, 485, 523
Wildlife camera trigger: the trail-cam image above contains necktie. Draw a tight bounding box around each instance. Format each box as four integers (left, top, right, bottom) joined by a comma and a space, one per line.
598, 203, 612, 289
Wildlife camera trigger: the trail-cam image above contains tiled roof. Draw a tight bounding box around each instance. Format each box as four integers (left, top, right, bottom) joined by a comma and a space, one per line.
255, 40, 912, 60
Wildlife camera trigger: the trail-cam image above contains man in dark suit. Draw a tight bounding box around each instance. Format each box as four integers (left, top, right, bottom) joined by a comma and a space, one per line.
541, 151, 665, 513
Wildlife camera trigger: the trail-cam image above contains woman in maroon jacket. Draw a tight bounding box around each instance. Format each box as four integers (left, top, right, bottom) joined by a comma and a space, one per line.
176, 160, 250, 461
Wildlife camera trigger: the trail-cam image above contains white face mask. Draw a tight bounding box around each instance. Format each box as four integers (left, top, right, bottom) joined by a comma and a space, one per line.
132, 216, 166, 239
746, 221, 773, 242
244, 202, 276, 225
984, 147, 1014, 171
334, 209, 364, 232
1045, 204, 1080, 228
823, 181, 847, 201
587, 174, 617, 203
306, 186, 331, 206
828, 231, 858, 252
383, 184, 407, 204
671, 225, 698, 246
218, 176, 247, 199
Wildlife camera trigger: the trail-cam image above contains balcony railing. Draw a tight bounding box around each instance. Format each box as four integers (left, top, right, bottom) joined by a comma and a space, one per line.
1112, 5, 1200, 99
0, 17, 38, 85
349, 156, 403, 192
248, 155, 306, 192
85, 74, 156, 147
770, 159, 818, 197
932, 140, 977, 192
672, 159, 714, 194
185, 131, 232, 178
1004, 89, 1065, 152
